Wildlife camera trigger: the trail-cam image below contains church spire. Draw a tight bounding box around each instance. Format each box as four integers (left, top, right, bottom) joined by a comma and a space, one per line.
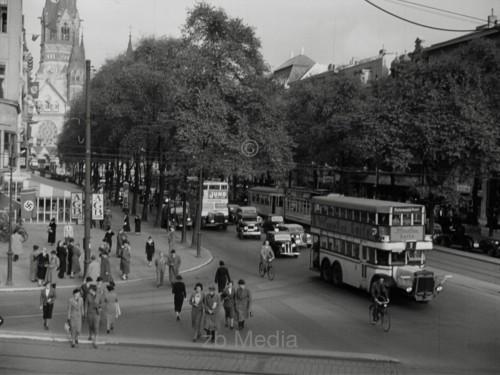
80, 32, 86, 62
126, 28, 133, 58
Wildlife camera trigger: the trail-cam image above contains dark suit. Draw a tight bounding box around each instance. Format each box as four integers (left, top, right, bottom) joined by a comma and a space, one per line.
40, 287, 56, 321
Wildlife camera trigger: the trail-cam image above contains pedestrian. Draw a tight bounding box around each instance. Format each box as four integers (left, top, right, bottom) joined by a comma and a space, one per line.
116, 229, 125, 258
120, 240, 131, 280
103, 209, 112, 231
214, 261, 231, 293
11, 228, 23, 261
56, 241, 67, 279
44, 250, 59, 287
155, 251, 167, 287
39, 281, 56, 330
104, 283, 120, 334
67, 288, 84, 348
145, 236, 155, 267
234, 279, 252, 330
204, 284, 221, 343
30, 245, 40, 282
85, 284, 102, 349
80, 276, 93, 306
221, 280, 236, 329
47, 218, 56, 245
167, 249, 181, 285
71, 244, 82, 279
95, 276, 105, 297
85, 255, 100, 282
189, 282, 205, 342
123, 212, 131, 233
67, 239, 74, 276
134, 215, 141, 235
103, 228, 114, 251
172, 275, 186, 321
63, 222, 73, 243
99, 251, 113, 283
37, 248, 49, 287
168, 224, 175, 246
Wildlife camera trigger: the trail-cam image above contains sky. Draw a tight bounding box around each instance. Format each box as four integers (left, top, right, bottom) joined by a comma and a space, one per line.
22, 0, 500, 72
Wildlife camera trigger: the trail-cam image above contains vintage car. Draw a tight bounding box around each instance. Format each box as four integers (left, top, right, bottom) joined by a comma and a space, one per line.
435, 224, 494, 253
171, 205, 192, 229
262, 215, 284, 233
277, 223, 312, 248
202, 212, 227, 230
228, 204, 240, 225
266, 231, 299, 257
236, 207, 262, 239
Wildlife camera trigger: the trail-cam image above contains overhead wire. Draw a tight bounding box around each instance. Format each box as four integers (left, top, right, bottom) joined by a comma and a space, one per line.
390, 0, 486, 23
364, 0, 483, 32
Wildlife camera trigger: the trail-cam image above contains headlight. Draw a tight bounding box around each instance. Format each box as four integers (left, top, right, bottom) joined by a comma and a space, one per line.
281, 244, 285, 247
244, 226, 248, 230
406, 287, 412, 293
495, 241, 499, 245
436, 285, 443, 292
187, 218, 191, 221
225, 219, 228, 223
210, 220, 214, 223
292, 243, 296, 247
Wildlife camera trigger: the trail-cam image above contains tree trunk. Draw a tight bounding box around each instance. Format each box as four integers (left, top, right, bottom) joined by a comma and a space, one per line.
132, 154, 139, 216
141, 160, 152, 222
114, 160, 122, 206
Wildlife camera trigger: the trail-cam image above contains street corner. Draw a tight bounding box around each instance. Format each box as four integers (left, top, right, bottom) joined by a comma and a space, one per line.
178, 246, 213, 275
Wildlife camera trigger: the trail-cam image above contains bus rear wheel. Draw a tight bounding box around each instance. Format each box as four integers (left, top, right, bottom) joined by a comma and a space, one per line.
321, 259, 332, 283
332, 263, 343, 286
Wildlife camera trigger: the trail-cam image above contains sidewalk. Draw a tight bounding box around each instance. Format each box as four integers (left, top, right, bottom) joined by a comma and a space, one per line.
0, 191, 212, 292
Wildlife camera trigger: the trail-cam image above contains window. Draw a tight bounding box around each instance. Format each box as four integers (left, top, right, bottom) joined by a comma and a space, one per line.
347, 209, 353, 220
368, 247, 376, 263
392, 251, 405, 265
392, 214, 401, 226
321, 236, 327, 249
0, 64, 5, 99
53, 101, 59, 112
402, 213, 411, 226
378, 213, 389, 225
368, 212, 376, 224
1, 3, 7, 33
377, 250, 390, 265
327, 237, 334, 251
49, 28, 57, 40
61, 23, 70, 41
352, 244, 360, 259
339, 208, 345, 219
414, 213, 423, 225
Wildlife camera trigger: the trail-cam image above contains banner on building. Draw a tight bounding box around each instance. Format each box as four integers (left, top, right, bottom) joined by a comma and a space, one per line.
92, 193, 104, 220
71, 192, 83, 220
20, 188, 37, 219
29, 81, 39, 99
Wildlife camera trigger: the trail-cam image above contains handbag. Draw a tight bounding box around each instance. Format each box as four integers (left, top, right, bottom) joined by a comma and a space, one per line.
64, 321, 71, 333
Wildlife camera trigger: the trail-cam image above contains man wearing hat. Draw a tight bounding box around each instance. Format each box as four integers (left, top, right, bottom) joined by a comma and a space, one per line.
204, 284, 221, 343
67, 288, 84, 348
167, 249, 181, 285
39, 281, 56, 330
371, 277, 389, 323
234, 279, 252, 330
172, 275, 186, 320
85, 284, 103, 348
214, 261, 231, 294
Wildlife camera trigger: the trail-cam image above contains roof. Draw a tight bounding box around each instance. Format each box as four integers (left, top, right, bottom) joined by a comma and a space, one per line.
248, 186, 285, 195
312, 195, 424, 214
42, 0, 78, 30
425, 26, 500, 54
274, 54, 315, 72
68, 33, 85, 72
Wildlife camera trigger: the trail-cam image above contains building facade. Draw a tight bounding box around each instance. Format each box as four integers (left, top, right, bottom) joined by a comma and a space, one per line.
31, 0, 84, 164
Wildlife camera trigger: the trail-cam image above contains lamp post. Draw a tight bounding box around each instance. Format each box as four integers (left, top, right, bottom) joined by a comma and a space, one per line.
83, 59, 91, 276
6, 148, 15, 285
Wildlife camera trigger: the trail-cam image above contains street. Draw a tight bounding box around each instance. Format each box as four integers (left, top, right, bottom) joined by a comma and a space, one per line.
1, 227, 499, 374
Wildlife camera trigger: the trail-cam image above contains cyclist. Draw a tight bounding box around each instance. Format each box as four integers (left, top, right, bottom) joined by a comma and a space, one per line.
260, 240, 275, 272
371, 277, 389, 323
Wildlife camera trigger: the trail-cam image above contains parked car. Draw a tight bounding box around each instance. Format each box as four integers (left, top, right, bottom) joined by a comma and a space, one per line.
277, 223, 312, 249
436, 224, 488, 252
228, 204, 240, 225
202, 212, 227, 230
266, 231, 299, 258
171, 205, 192, 229
262, 215, 284, 233
236, 207, 262, 239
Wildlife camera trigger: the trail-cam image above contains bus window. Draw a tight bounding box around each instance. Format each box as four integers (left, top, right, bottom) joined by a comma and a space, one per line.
328, 237, 334, 251
335, 206, 340, 218
392, 214, 401, 226
346, 242, 352, 257
340, 240, 346, 255
347, 209, 353, 220
402, 214, 411, 226
354, 210, 361, 222
362, 246, 367, 260
414, 213, 423, 225
334, 238, 340, 252
339, 208, 345, 219
368, 247, 376, 263
378, 214, 389, 225
321, 205, 328, 215
377, 250, 390, 266
391, 251, 405, 265
368, 212, 376, 224
328, 206, 334, 216
407, 250, 424, 265
352, 244, 360, 259
278, 196, 283, 207
314, 204, 321, 213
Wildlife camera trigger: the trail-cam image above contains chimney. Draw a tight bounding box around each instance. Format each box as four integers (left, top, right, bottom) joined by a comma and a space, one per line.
488, 9, 497, 28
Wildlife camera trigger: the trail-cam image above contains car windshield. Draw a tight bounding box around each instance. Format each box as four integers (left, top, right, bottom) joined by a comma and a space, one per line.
274, 234, 291, 241
284, 226, 302, 234
242, 214, 258, 221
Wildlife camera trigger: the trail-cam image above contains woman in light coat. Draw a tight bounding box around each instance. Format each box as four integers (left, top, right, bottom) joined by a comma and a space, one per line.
120, 240, 131, 280
44, 250, 60, 286
189, 283, 205, 342
203, 284, 221, 343
71, 244, 81, 278
234, 279, 252, 330
104, 283, 119, 333
67, 288, 84, 348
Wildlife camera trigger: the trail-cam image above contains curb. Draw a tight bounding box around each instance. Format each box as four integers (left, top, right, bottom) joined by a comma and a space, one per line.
0, 331, 399, 364
433, 244, 500, 265
0, 248, 213, 293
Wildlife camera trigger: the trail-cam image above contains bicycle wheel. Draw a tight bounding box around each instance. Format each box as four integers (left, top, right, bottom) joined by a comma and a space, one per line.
381, 311, 391, 332
369, 305, 376, 325
258, 262, 265, 277
267, 265, 275, 281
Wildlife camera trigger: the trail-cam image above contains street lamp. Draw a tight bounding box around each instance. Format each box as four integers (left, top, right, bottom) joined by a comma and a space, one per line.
6, 147, 16, 285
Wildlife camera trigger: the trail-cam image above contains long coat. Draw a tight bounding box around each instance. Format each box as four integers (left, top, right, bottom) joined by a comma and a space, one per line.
221, 286, 236, 319
67, 296, 84, 341
145, 241, 155, 262
234, 287, 252, 322
36, 252, 49, 280
100, 253, 113, 283
214, 266, 231, 293
120, 244, 131, 275
203, 292, 221, 331
44, 254, 59, 284
72, 246, 81, 275
40, 286, 57, 320
166, 254, 181, 284
116, 231, 125, 257
56, 245, 67, 277
172, 281, 186, 313
189, 292, 205, 336
30, 248, 40, 281
123, 214, 131, 232
11, 233, 23, 256
104, 290, 118, 327
47, 221, 56, 244
103, 231, 114, 250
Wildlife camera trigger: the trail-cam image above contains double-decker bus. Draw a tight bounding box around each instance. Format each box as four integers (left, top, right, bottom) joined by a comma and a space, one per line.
309, 195, 446, 302
284, 187, 330, 228
201, 181, 229, 230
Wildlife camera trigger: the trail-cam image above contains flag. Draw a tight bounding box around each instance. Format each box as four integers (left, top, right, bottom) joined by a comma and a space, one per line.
20, 188, 37, 219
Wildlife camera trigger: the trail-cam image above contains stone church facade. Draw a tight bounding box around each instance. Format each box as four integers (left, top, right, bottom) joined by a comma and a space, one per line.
31, 0, 85, 163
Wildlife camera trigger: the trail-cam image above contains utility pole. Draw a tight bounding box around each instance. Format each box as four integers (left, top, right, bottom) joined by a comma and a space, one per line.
196, 167, 203, 257
83, 60, 91, 276
6, 143, 15, 285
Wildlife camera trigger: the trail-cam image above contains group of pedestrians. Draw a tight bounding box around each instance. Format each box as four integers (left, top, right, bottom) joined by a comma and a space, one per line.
186, 261, 252, 343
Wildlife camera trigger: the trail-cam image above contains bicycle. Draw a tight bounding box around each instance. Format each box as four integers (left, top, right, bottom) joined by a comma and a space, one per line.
258, 260, 275, 281
369, 298, 391, 332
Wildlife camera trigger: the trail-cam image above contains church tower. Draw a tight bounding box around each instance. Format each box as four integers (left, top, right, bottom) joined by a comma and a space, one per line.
32, 0, 84, 152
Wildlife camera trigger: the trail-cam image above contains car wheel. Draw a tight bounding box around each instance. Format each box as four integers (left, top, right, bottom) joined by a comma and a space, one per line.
320, 259, 332, 283
332, 263, 343, 286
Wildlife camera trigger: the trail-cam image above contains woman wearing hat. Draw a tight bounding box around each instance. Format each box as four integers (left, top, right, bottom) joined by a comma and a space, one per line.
172, 275, 186, 321
234, 279, 252, 330
189, 283, 205, 342
67, 288, 84, 348
39, 281, 56, 330
44, 250, 59, 287
221, 280, 236, 329
104, 283, 120, 334
204, 284, 221, 343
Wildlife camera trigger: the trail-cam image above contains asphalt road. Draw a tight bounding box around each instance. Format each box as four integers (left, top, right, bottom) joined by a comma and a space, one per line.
1, 226, 499, 374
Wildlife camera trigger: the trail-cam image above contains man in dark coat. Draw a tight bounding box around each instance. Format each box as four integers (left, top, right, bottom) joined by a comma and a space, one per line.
214, 261, 231, 293
103, 229, 114, 251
